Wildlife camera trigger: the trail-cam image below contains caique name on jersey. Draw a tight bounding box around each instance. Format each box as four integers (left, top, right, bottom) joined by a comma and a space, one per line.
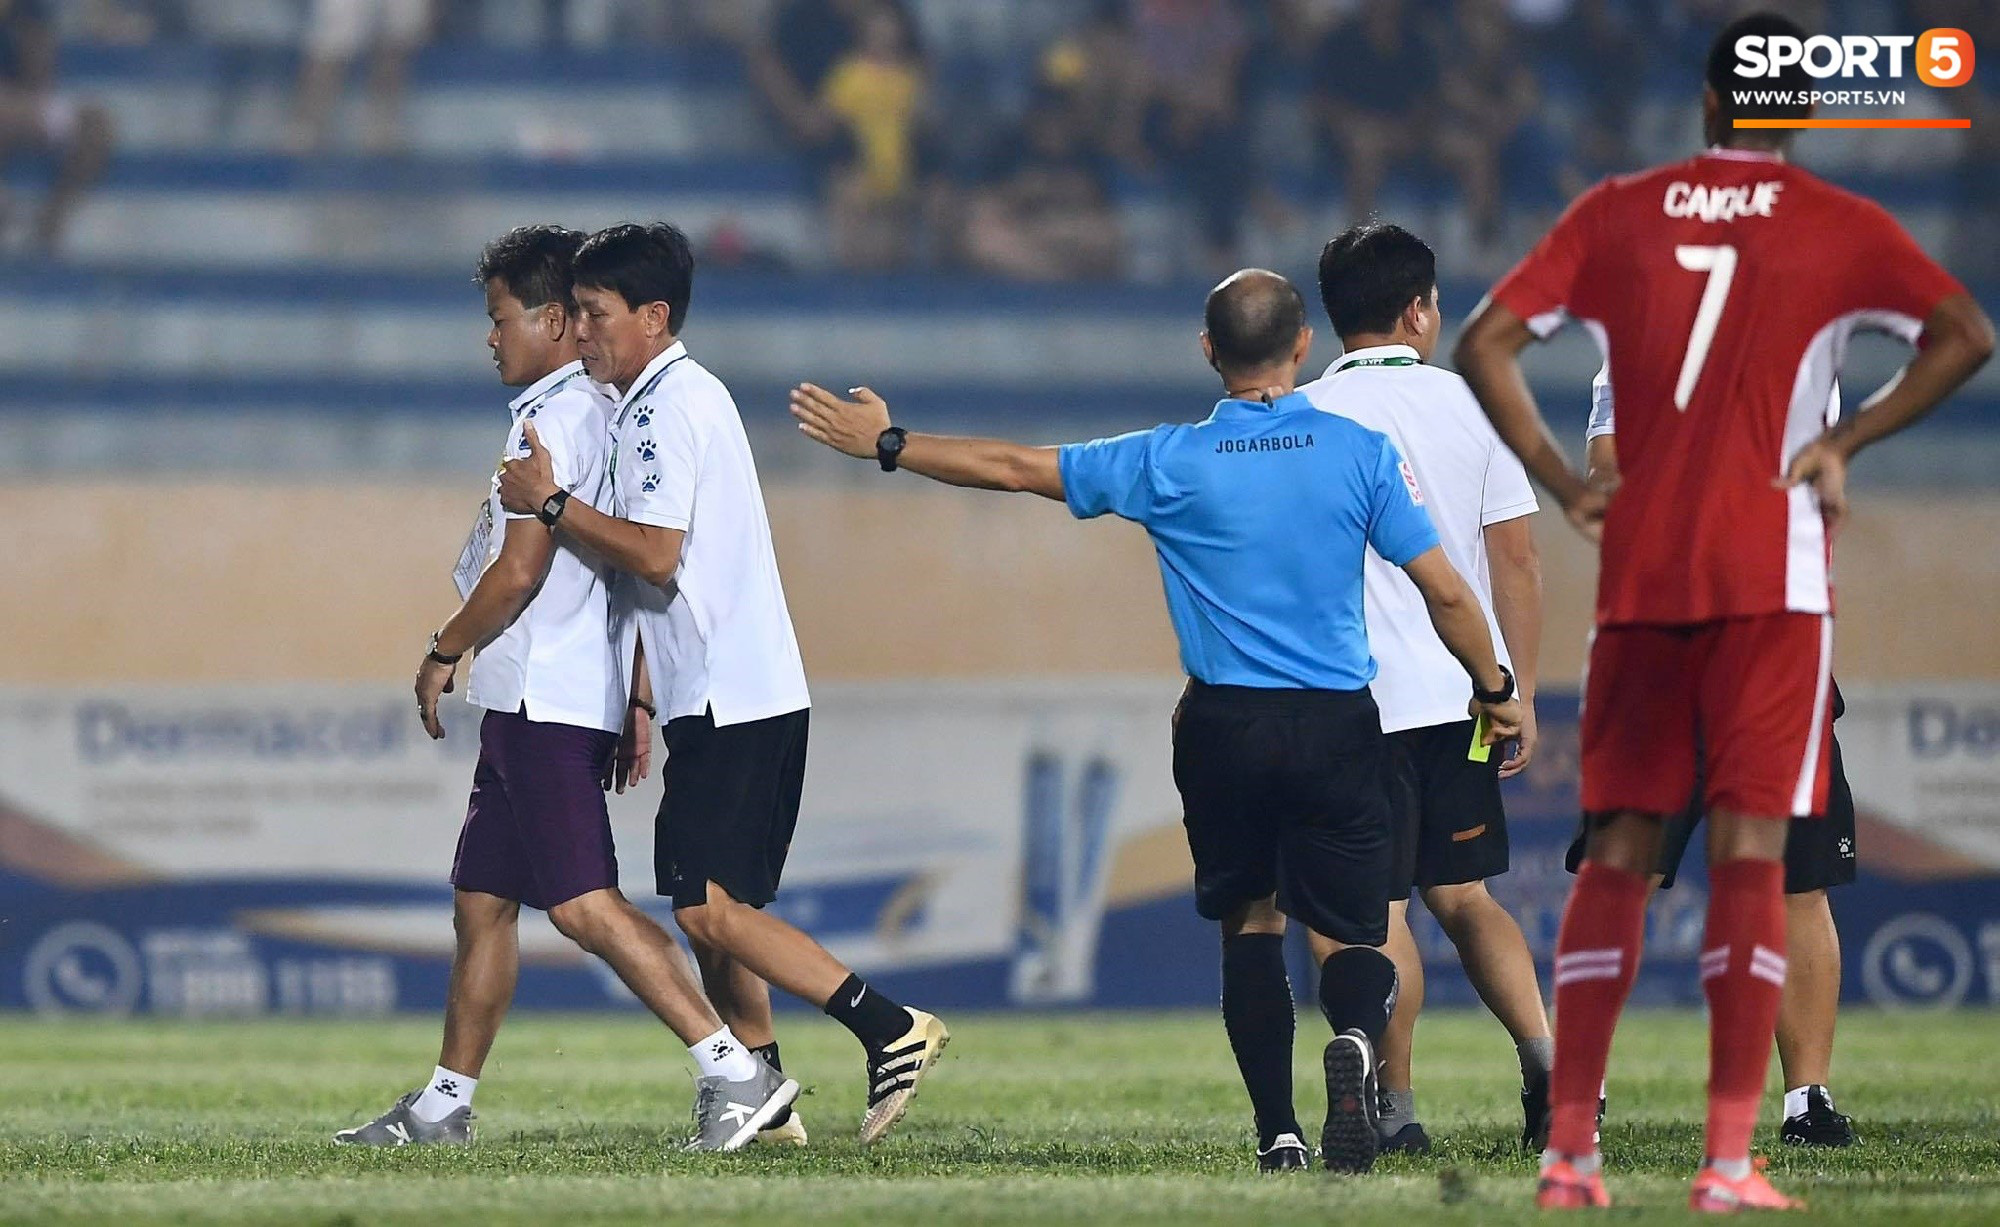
1662, 180, 1784, 223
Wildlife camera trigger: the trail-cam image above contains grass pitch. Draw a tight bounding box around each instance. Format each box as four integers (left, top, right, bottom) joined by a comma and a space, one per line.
2, 1008, 1997, 1225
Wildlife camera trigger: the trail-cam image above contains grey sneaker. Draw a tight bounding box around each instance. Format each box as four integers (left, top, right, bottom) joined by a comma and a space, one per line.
333, 1090, 473, 1147
685, 1061, 801, 1153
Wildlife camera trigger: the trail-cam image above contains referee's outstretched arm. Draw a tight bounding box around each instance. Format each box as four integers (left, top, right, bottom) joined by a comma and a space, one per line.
790, 384, 1066, 501
791, 382, 1518, 743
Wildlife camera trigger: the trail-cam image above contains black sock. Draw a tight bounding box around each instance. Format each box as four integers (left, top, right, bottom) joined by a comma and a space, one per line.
823, 974, 910, 1049
1317, 946, 1399, 1047
1221, 932, 1301, 1147
751, 1041, 792, 1127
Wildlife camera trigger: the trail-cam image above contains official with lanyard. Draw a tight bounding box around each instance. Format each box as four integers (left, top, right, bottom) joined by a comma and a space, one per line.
1300, 221, 1552, 1156
789, 268, 1523, 1175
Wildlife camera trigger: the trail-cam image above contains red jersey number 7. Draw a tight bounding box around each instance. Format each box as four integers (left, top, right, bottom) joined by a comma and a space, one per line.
1674, 244, 1739, 411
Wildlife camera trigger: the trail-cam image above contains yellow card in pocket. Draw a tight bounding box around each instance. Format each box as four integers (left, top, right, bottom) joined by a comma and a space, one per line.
1468, 712, 1492, 763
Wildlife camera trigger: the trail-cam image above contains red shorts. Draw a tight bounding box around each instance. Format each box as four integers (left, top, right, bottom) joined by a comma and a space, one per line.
1581, 613, 1835, 819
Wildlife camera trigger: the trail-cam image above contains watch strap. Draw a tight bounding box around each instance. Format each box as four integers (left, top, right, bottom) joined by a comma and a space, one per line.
537, 488, 571, 527
1472, 664, 1515, 705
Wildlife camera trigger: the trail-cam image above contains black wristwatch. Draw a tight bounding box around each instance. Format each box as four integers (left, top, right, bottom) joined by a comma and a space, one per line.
536, 488, 571, 527
876, 426, 907, 472
630, 697, 657, 719
1472, 664, 1515, 706
426, 630, 463, 666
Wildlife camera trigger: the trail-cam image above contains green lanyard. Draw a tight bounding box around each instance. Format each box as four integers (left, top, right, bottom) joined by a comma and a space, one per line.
1332, 354, 1420, 372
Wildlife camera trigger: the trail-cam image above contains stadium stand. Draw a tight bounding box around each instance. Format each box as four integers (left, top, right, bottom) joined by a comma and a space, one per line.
3, 0, 1994, 481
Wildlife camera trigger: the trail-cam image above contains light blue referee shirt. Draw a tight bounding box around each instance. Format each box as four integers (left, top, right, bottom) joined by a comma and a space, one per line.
1058, 390, 1439, 691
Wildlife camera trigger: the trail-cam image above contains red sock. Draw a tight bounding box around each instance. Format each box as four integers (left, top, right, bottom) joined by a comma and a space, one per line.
1548, 861, 1649, 1156
1701, 857, 1787, 1164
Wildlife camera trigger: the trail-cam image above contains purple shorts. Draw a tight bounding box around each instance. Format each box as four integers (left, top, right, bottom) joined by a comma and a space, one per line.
451, 709, 619, 911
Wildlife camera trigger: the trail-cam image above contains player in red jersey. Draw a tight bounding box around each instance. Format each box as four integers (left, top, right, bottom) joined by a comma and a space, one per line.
1455, 11, 1994, 1214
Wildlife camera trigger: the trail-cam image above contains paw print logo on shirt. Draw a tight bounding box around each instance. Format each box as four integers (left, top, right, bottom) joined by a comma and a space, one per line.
523, 406, 538, 420
634, 408, 651, 428
635, 437, 657, 463
641, 472, 660, 493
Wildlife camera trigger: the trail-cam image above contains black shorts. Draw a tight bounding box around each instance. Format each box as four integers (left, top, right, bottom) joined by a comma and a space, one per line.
657, 706, 809, 911
1563, 731, 1857, 895
1171, 681, 1394, 947
1385, 719, 1511, 896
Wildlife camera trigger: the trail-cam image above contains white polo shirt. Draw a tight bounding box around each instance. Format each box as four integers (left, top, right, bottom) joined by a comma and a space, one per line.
463, 360, 625, 733
1299, 344, 1538, 733
609, 341, 810, 727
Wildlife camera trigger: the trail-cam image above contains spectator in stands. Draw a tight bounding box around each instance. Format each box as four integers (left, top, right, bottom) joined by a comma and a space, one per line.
1553, 0, 1644, 198
1310, 0, 1438, 226
290, 0, 433, 154
1431, 0, 1540, 247
960, 92, 1123, 281
1128, 0, 1251, 272
1037, 1, 1148, 168
739, 0, 873, 173
820, 3, 928, 269
0, 0, 113, 255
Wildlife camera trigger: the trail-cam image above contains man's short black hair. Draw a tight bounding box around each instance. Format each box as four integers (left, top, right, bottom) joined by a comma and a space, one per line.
1204, 270, 1306, 372
574, 222, 696, 334
1317, 223, 1435, 338
476, 224, 585, 311
1707, 11, 1812, 126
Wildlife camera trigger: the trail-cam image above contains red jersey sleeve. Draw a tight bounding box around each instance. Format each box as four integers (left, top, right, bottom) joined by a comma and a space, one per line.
1490, 180, 1610, 337
1844, 199, 1965, 335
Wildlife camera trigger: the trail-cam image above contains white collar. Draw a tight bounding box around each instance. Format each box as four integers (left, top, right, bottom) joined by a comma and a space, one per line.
619, 340, 690, 411
1324, 343, 1422, 377
1700, 146, 1785, 163
508, 359, 586, 414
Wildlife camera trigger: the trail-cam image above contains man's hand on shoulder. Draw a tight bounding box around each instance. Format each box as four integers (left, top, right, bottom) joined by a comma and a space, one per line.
497, 421, 560, 515
790, 383, 892, 459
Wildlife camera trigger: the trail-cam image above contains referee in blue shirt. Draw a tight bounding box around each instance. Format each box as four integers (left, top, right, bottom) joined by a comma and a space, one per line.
790, 269, 1522, 1175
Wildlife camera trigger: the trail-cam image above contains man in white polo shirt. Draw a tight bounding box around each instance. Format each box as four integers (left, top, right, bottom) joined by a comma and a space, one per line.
337, 225, 798, 1153
1300, 222, 1555, 1154
497, 222, 949, 1148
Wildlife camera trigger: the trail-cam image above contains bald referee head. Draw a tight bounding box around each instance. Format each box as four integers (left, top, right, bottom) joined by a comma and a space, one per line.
1201, 268, 1314, 396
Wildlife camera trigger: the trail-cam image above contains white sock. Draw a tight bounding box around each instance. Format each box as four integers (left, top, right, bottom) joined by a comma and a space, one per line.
689, 1026, 761, 1081
410, 1065, 476, 1122
1705, 1156, 1754, 1180
1784, 1084, 1830, 1119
